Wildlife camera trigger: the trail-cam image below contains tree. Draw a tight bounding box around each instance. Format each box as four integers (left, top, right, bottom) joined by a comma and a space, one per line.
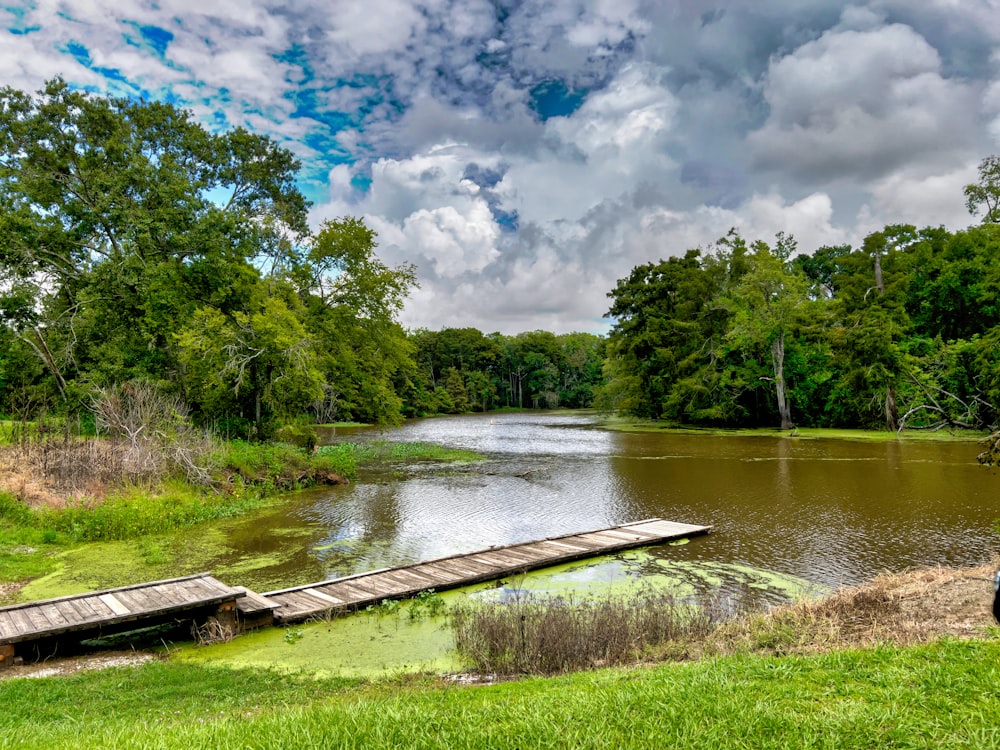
724, 239, 811, 430
443, 367, 470, 413
176, 288, 323, 437
964, 155, 1000, 224
602, 249, 718, 419
0, 79, 309, 406
301, 218, 417, 426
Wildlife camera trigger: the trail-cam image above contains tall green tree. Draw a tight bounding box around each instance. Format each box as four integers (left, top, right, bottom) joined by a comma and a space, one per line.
301, 218, 417, 426
724, 239, 812, 430
0, 79, 308, 408
964, 155, 1000, 223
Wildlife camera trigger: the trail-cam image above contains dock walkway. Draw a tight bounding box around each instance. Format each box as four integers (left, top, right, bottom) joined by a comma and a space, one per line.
0, 518, 711, 665
0, 573, 245, 667
264, 518, 710, 623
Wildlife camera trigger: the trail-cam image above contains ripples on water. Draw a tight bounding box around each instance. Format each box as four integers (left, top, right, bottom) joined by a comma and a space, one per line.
231, 413, 999, 598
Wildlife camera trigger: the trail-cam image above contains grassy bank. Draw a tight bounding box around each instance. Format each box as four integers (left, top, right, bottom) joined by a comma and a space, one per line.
597, 416, 988, 442
0, 439, 484, 590
2, 638, 999, 748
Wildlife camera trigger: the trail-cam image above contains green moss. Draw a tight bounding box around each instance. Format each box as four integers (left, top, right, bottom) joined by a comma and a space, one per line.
170, 553, 813, 680
174, 598, 463, 678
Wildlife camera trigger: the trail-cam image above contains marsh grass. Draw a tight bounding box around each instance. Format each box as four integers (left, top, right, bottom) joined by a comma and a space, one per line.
318, 440, 483, 464
451, 588, 731, 675
706, 563, 1000, 657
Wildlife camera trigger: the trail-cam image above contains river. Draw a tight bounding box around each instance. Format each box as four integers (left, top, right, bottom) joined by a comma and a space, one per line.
302, 412, 998, 591
23, 411, 1000, 604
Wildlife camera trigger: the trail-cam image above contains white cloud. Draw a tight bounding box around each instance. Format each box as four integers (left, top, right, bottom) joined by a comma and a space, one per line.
4, 1, 1000, 334
749, 22, 979, 180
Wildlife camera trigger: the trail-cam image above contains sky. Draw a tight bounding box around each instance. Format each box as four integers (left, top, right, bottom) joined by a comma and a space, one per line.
2, 1, 999, 335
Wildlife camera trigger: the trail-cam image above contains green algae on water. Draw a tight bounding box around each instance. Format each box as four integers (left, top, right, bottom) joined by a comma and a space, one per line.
171, 552, 816, 680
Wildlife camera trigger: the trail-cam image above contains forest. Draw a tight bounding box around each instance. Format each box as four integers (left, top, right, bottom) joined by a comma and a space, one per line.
1, 80, 998, 436
0, 80, 603, 435
600, 206, 1000, 432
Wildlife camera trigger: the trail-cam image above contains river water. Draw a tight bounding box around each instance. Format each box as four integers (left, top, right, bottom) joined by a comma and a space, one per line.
280, 412, 996, 592
24, 411, 1000, 619
156, 412, 997, 677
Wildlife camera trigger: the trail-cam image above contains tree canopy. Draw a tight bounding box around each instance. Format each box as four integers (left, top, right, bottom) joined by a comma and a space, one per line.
0, 80, 415, 434
1, 81, 997, 438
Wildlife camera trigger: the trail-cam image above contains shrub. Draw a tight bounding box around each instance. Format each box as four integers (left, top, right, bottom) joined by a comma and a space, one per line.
451, 588, 728, 676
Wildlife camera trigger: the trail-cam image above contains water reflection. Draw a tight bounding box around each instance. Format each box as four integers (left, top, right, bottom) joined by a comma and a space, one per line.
219, 413, 998, 595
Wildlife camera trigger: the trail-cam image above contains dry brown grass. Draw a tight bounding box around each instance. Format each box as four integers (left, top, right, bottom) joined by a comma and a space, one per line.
0, 387, 219, 509
699, 559, 1000, 658
0, 439, 121, 509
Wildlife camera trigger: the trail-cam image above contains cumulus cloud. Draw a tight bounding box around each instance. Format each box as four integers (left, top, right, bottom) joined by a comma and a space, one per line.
748, 22, 980, 181
2, 1, 998, 333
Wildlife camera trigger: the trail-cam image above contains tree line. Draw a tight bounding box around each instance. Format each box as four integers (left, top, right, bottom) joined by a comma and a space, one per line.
1, 80, 998, 436
599, 159, 1000, 431
0, 80, 604, 434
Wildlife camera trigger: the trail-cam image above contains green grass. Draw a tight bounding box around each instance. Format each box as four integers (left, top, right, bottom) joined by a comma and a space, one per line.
1, 639, 998, 748
0, 438, 484, 584
317, 440, 484, 465
599, 417, 987, 442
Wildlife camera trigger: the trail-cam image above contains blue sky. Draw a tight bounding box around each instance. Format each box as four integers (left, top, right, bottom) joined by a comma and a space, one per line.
2, 1, 998, 333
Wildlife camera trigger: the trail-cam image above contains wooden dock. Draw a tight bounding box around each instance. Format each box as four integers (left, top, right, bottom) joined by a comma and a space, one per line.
0, 573, 245, 667
0, 518, 710, 665
263, 518, 711, 623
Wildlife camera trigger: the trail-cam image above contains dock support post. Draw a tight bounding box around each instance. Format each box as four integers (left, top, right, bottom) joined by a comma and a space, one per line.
214, 601, 237, 635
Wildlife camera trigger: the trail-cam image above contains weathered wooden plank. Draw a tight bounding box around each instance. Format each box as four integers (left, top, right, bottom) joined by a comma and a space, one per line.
310, 584, 358, 605
627, 518, 701, 533
571, 531, 632, 547
376, 569, 435, 590
0, 615, 17, 639
300, 589, 342, 607
537, 539, 591, 553
419, 559, 482, 580
555, 535, 608, 551
475, 551, 539, 570
326, 580, 382, 602
608, 524, 663, 539
111, 589, 149, 613
22, 606, 53, 633
587, 528, 651, 543
37, 604, 71, 629
450, 556, 504, 575
351, 575, 399, 597
97, 593, 131, 617
313, 584, 360, 605
232, 587, 280, 615
58, 597, 95, 626
65, 596, 107, 624
269, 592, 314, 616
9, 609, 34, 636
468, 550, 535, 569
503, 544, 560, 561
489, 545, 551, 562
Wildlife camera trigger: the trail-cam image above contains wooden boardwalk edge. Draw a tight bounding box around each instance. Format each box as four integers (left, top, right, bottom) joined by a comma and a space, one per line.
266, 518, 712, 624
0, 518, 712, 661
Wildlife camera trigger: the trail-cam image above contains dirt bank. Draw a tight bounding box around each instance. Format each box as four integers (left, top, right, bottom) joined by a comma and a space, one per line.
705, 558, 1000, 657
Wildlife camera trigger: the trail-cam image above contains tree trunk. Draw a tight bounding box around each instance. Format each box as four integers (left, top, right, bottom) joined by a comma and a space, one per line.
771, 334, 793, 430
873, 251, 885, 295
22, 328, 67, 397
885, 385, 899, 432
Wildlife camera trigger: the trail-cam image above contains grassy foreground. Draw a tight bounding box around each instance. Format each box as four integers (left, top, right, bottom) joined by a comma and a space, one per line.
2, 639, 999, 749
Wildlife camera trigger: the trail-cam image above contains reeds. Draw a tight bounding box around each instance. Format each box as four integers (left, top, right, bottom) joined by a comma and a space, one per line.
451, 587, 731, 675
